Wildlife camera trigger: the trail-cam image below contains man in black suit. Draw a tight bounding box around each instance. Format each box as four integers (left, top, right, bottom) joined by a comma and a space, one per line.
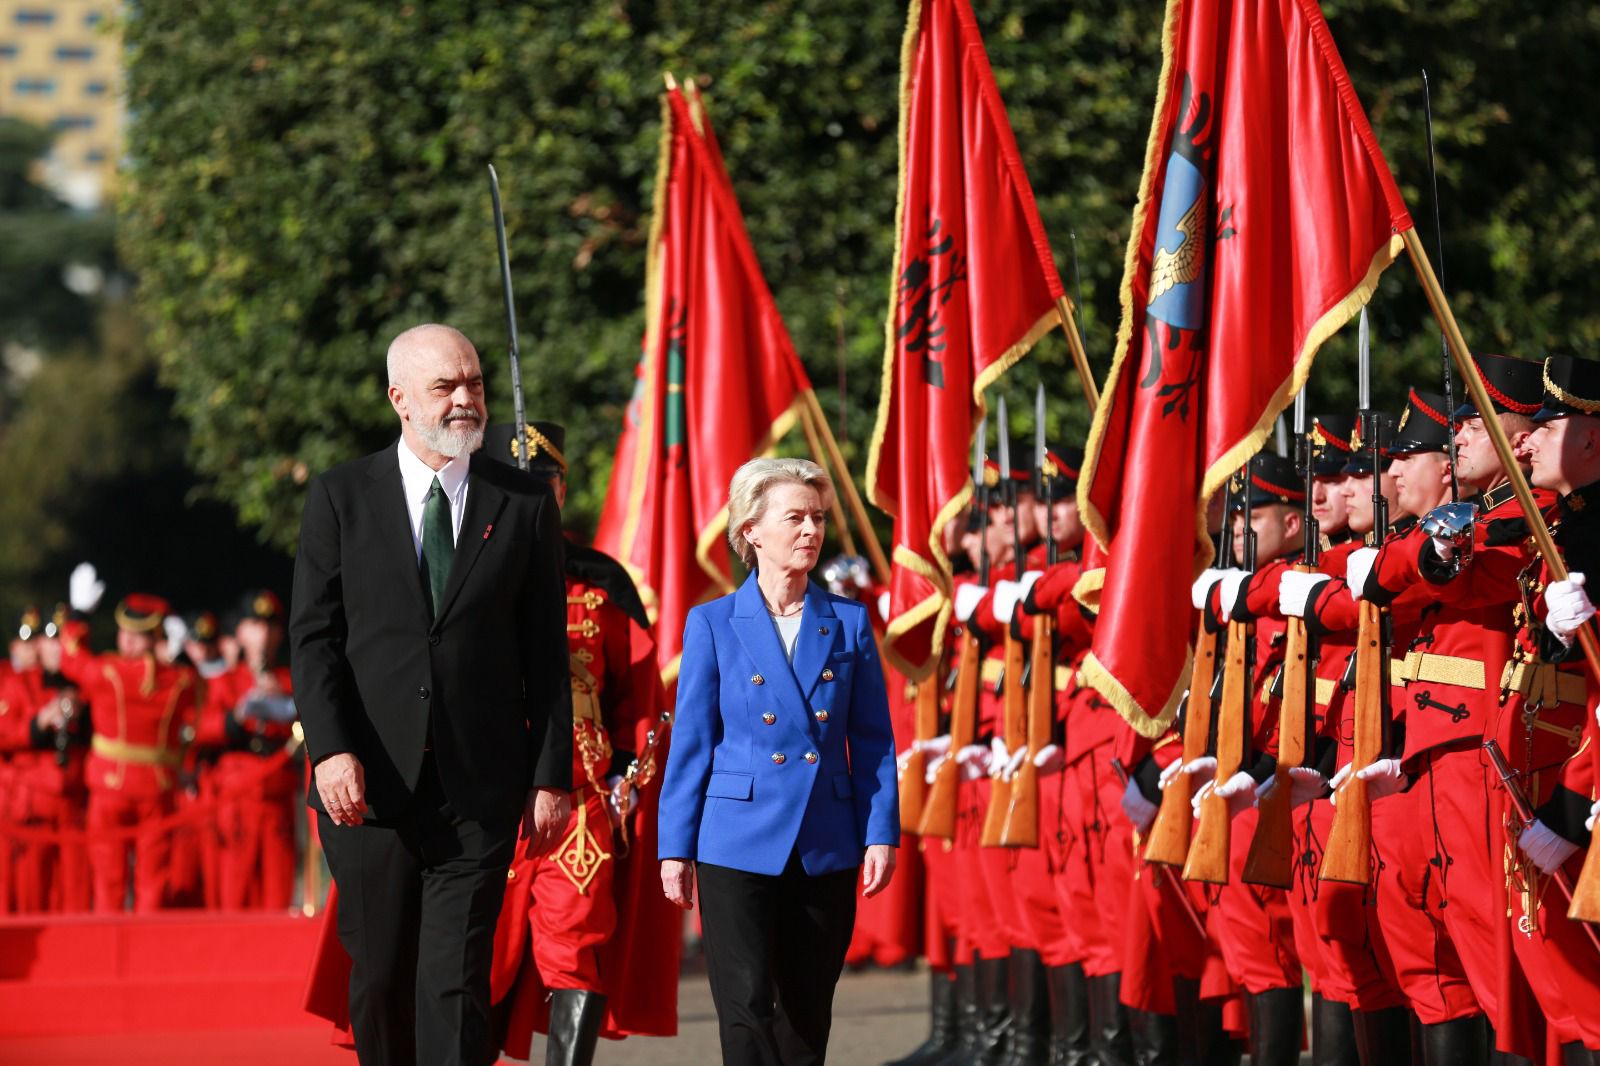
291, 323, 573, 1066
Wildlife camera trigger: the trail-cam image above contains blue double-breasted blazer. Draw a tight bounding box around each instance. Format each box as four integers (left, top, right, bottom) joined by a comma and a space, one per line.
657, 573, 900, 876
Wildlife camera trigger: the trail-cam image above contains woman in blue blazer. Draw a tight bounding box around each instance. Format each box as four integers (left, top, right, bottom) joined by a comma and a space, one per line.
659, 457, 900, 1065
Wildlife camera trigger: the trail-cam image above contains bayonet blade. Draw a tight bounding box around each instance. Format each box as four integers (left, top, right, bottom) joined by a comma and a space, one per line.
1358, 307, 1371, 411
997, 397, 1011, 483
1034, 384, 1047, 472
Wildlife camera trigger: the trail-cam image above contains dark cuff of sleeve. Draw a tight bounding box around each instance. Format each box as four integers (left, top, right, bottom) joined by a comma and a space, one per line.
1133, 754, 1163, 805
1246, 752, 1278, 786
1535, 784, 1594, 848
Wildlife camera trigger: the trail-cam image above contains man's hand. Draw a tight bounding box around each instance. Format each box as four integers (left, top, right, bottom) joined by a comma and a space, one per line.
522, 787, 571, 856
661, 858, 695, 909
315, 753, 368, 827
862, 844, 897, 898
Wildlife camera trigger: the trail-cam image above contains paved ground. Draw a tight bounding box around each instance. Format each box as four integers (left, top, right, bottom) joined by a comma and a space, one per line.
512, 964, 930, 1065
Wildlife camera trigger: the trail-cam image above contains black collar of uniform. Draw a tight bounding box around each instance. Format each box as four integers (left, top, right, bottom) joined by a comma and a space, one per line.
1558, 481, 1600, 522
564, 542, 651, 629
1481, 483, 1517, 512
1321, 528, 1355, 550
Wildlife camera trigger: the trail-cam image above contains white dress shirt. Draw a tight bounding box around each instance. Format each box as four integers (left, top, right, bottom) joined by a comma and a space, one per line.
397, 438, 470, 561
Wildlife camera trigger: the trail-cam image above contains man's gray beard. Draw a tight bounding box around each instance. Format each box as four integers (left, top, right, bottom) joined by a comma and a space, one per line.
418, 418, 485, 458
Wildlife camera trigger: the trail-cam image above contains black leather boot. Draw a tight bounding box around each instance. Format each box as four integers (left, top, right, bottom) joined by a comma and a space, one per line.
545, 989, 606, 1066
1419, 1015, 1489, 1066
1046, 963, 1091, 1066
948, 963, 981, 1062
1351, 1005, 1413, 1066
964, 954, 1013, 1065
885, 970, 961, 1065
1246, 987, 1304, 1066
998, 950, 1049, 1066
1311, 993, 1358, 1066
1087, 973, 1134, 1066
1129, 1008, 1179, 1066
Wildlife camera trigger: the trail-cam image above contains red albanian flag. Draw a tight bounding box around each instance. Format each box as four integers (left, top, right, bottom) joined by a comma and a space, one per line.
1076, 0, 1413, 736
866, 0, 1067, 681
595, 82, 812, 684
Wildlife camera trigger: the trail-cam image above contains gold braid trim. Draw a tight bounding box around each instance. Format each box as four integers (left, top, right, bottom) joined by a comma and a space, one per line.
1543, 364, 1600, 415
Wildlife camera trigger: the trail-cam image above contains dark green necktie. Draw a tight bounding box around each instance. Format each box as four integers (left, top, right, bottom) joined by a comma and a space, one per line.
420, 476, 455, 618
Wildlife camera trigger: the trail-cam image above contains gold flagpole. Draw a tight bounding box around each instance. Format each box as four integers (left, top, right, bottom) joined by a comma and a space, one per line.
796, 399, 860, 559
1401, 227, 1600, 922
1055, 296, 1100, 411
800, 388, 892, 586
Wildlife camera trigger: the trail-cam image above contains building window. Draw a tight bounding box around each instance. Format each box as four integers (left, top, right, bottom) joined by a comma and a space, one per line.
0, 44, 17, 59
55, 45, 95, 61
84, 80, 107, 96
85, 12, 103, 27
14, 10, 55, 26
14, 77, 53, 95
86, 149, 105, 163
51, 115, 94, 130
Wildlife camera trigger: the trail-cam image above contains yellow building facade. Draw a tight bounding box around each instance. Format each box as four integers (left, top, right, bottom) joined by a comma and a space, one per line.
0, 1, 123, 208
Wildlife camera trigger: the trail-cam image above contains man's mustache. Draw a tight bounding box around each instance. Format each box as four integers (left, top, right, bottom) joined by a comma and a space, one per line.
441, 408, 481, 426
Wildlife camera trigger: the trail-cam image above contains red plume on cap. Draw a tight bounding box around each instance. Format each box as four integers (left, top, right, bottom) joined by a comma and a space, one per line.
115, 594, 171, 633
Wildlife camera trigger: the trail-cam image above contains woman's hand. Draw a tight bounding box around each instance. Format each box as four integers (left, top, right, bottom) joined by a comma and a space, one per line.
661, 859, 696, 910
862, 844, 897, 898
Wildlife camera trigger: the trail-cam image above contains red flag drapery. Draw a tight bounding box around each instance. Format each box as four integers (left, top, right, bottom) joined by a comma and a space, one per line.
866, 0, 1066, 681
1076, 0, 1414, 735
594, 83, 812, 683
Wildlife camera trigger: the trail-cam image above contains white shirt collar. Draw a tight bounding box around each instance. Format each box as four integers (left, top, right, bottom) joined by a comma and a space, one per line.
397, 437, 470, 507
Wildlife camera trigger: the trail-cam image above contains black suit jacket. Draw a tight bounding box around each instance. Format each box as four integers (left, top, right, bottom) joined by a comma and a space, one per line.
290, 443, 573, 822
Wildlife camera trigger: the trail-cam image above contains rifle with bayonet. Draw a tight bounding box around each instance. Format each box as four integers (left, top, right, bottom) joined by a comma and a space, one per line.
1184, 454, 1257, 885
919, 416, 991, 840
1244, 392, 1319, 888
1001, 386, 1055, 847
981, 398, 1028, 847
1322, 328, 1391, 885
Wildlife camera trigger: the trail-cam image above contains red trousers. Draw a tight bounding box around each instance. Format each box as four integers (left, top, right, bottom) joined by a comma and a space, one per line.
87, 788, 173, 913
954, 776, 1010, 961
525, 790, 617, 991
1209, 806, 1301, 995
7, 760, 90, 913
919, 834, 959, 972
1009, 767, 1072, 966
1050, 754, 1134, 977
214, 755, 299, 911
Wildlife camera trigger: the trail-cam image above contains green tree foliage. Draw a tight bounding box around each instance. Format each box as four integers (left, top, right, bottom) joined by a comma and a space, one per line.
119, 1, 1600, 550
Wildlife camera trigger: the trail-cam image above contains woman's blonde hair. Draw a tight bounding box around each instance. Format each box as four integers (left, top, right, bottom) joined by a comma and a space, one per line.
726, 457, 835, 570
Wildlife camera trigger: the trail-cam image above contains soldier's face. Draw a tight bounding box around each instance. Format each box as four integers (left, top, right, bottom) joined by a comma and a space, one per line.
1522, 416, 1600, 495
1231, 505, 1301, 562
1454, 414, 1530, 491
1342, 472, 1399, 533
1045, 498, 1083, 549
117, 628, 157, 658
36, 637, 60, 672
1312, 476, 1350, 532
10, 638, 37, 672
1390, 452, 1451, 518
1014, 489, 1040, 546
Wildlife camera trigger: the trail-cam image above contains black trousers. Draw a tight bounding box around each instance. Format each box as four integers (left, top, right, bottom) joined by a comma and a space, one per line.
696, 852, 860, 1066
319, 753, 519, 1066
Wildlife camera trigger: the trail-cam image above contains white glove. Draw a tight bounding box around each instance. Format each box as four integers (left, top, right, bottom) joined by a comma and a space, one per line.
1345, 548, 1379, 601
1179, 755, 1218, 789
69, 562, 105, 613
877, 591, 892, 623
998, 743, 1029, 781
915, 734, 953, 757
1032, 743, 1064, 773
1587, 800, 1599, 834
924, 754, 948, 784
162, 615, 188, 655
1255, 766, 1329, 809
1191, 568, 1228, 610
1121, 777, 1159, 834
1210, 771, 1258, 817
1215, 569, 1250, 622
1279, 570, 1330, 619
992, 580, 1024, 624
1430, 535, 1456, 565
1329, 757, 1405, 805
1158, 757, 1187, 790
606, 774, 639, 820
955, 743, 992, 780
1518, 819, 1580, 875
953, 583, 989, 623
1543, 574, 1595, 649
988, 737, 1014, 779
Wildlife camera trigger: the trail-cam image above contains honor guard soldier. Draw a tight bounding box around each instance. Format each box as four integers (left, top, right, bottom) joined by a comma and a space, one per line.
203, 591, 300, 910
57, 571, 203, 913
481, 421, 670, 1066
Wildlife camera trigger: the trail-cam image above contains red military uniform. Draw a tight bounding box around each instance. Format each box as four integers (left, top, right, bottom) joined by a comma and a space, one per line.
60, 599, 202, 913
0, 656, 90, 913
204, 660, 298, 910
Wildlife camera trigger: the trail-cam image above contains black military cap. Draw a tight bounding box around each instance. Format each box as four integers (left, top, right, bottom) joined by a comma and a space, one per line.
1454, 352, 1544, 421
1387, 389, 1453, 455
185, 609, 220, 643
16, 605, 42, 641
482, 422, 568, 477
1037, 447, 1083, 502
1340, 411, 1397, 476
234, 591, 283, 626
1534, 356, 1600, 423
980, 450, 1033, 506
1230, 452, 1306, 509
1311, 415, 1357, 477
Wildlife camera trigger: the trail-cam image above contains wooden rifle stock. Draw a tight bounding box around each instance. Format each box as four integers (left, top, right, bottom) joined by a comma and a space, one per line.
1183, 618, 1251, 884
1243, 576, 1314, 888
1320, 599, 1384, 884
919, 628, 980, 840
1001, 613, 1055, 847
980, 629, 1029, 846
899, 673, 941, 834
1572, 824, 1600, 924
1145, 618, 1219, 866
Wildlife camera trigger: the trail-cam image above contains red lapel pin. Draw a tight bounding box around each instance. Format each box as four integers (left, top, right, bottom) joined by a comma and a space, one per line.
483, 524, 493, 540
